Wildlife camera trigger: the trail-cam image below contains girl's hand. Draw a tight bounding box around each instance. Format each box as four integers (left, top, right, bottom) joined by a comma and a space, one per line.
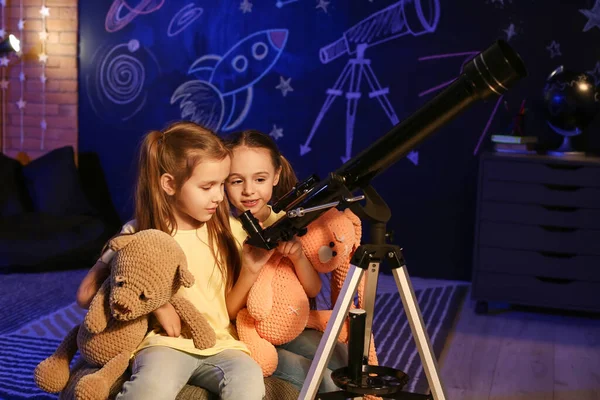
153, 302, 182, 337
278, 237, 304, 263
241, 243, 274, 275
76, 260, 110, 309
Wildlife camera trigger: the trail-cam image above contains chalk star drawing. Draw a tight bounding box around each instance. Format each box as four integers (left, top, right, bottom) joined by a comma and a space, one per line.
417, 49, 506, 155
17, 19, 24, 30
275, 76, 293, 97
0, 80, 9, 89
0, 29, 5, 39
504, 23, 516, 41
546, 41, 561, 58
580, 0, 600, 32
269, 124, 284, 140
276, 0, 299, 8
316, 0, 330, 13
0, 56, 9, 67
167, 3, 203, 37
240, 0, 253, 13
172, 30, 288, 132
302, 0, 440, 165
16, 99, 26, 109
587, 61, 600, 86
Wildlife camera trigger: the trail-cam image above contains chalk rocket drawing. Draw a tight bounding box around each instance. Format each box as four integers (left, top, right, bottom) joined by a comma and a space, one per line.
105, 0, 164, 33
580, 0, 600, 32
167, 3, 203, 37
171, 29, 288, 132
302, 0, 440, 165
417, 50, 504, 155
85, 39, 160, 121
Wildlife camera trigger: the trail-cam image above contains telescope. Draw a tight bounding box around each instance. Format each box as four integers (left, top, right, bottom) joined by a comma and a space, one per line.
240, 39, 527, 250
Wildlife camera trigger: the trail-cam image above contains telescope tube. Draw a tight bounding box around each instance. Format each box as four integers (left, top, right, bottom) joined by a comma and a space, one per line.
246, 40, 527, 249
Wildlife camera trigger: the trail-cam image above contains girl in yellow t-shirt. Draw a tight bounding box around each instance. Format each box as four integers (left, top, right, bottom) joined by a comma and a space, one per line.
76, 122, 272, 400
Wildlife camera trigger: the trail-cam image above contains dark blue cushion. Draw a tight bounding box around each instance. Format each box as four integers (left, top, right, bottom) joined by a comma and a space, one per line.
0, 153, 29, 217
22, 146, 96, 216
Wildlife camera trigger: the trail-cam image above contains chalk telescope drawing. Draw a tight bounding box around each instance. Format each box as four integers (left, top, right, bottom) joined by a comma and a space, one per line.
417, 50, 504, 155
168, 3, 203, 37
171, 29, 288, 132
302, 0, 441, 165
580, 0, 600, 32
85, 39, 160, 121
105, 0, 164, 33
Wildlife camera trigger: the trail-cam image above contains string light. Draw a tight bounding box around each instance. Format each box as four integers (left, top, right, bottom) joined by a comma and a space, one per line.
39, 2, 49, 149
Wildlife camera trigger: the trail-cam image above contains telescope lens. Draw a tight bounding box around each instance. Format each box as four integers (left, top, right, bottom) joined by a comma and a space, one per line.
465, 39, 527, 99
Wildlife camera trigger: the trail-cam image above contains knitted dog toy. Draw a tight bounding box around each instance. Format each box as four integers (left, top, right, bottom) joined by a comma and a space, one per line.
237, 208, 376, 377
34, 229, 216, 400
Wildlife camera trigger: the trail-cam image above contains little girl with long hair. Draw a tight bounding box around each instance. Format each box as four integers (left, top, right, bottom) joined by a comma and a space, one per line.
223, 129, 349, 393
76, 122, 271, 399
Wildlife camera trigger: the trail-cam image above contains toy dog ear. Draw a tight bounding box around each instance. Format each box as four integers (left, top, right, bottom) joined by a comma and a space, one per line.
344, 209, 362, 242
177, 260, 195, 288
108, 233, 137, 252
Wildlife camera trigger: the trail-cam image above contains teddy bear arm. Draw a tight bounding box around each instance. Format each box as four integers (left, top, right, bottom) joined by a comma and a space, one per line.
170, 296, 216, 350
84, 279, 112, 334
74, 350, 130, 400
34, 324, 80, 393
246, 261, 278, 321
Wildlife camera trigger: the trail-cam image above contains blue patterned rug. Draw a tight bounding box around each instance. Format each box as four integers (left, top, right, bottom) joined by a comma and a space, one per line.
0, 270, 466, 399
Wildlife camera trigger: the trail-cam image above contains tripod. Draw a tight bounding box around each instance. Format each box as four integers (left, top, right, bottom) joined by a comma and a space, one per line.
305, 43, 399, 163
298, 186, 448, 400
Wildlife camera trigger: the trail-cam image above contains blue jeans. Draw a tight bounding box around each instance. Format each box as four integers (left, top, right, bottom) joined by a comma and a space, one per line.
273, 329, 348, 393
116, 347, 265, 400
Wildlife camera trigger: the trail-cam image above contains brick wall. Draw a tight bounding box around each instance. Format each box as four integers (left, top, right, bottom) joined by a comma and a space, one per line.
0, 0, 77, 163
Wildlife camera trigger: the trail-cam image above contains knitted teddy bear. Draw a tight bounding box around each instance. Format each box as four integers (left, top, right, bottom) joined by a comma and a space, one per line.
237, 208, 377, 377
34, 229, 216, 400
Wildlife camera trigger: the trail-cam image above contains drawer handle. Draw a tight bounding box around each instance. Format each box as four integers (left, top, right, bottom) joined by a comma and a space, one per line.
535, 276, 574, 285
538, 251, 576, 259
539, 225, 578, 233
544, 164, 583, 171
542, 183, 581, 192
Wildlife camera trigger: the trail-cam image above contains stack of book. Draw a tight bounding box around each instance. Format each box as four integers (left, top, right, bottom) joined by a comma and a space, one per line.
491, 135, 538, 154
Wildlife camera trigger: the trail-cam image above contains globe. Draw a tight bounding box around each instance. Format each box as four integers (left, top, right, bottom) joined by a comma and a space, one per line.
542, 66, 599, 154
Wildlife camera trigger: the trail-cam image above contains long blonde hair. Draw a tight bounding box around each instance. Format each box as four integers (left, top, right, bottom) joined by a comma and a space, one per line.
134, 121, 240, 289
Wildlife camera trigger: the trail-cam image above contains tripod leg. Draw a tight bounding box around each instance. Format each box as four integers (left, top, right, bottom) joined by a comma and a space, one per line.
342, 61, 363, 163
299, 263, 366, 400
362, 63, 400, 125
360, 261, 380, 363
303, 63, 353, 154
392, 265, 447, 400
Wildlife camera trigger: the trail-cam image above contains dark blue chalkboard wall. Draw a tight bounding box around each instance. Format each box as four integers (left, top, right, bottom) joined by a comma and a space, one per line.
78, 0, 599, 279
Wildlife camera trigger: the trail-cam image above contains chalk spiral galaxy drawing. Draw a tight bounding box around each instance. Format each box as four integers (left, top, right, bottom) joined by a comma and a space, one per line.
303, 0, 440, 165
105, 0, 165, 33
168, 3, 204, 37
86, 39, 160, 121
171, 29, 289, 132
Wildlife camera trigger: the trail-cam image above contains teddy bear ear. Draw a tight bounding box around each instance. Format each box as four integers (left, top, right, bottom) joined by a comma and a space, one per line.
177, 261, 195, 288
108, 233, 137, 252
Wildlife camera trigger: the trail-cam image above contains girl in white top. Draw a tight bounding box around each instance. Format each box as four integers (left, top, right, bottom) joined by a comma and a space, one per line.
76, 122, 272, 400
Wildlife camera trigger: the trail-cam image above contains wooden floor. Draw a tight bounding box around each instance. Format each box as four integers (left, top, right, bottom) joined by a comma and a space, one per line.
382, 277, 600, 400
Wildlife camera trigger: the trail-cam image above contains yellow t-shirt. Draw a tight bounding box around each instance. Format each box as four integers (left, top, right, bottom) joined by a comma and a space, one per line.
230, 206, 286, 247
136, 224, 249, 356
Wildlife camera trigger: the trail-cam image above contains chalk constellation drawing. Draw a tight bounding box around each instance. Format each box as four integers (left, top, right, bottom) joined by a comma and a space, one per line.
168, 3, 203, 37
171, 29, 288, 132
417, 50, 505, 155
105, 0, 164, 33
85, 39, 160, 121
302, 0, 441, 165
